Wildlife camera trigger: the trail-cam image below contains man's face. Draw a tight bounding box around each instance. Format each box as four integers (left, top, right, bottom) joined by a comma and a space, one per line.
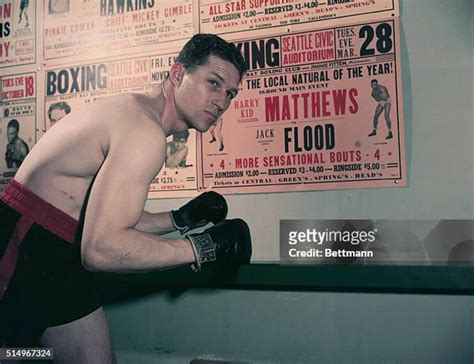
49, 108, 67, 124
7, 127, 18, 143
173, 138, 188, 151
174, 55, 240, 132
371, 81, 378, 90
49, 0, 69, 13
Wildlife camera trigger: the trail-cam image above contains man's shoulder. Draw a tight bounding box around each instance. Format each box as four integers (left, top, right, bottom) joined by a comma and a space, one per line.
14, 138, 29, 147
83, 93, 166, 159
99, 94, 164, 134
98, 93, 144, 111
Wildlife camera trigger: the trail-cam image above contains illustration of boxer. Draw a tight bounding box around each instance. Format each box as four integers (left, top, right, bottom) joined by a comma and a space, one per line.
166, 130, 190, 168
5, 119, 29, 169
209, 117, 224, 151
368, 79, 393, 140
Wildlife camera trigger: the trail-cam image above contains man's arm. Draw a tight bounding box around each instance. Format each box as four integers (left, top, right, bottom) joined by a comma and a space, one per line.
80, 125, 195, 273
19, 140, 29, 159
135, 185, 229, 235
371, 90, 379, 101
134, 210, 175, 234
5, 146, 13, 166
378, 85, 390, 100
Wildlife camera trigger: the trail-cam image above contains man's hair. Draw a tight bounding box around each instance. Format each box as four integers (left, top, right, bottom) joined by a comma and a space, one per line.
371, 79, 378, 84
7, 119, 20, 131
173, 130, 190, 141
48, 101, 71, 119
176, 34, 247, 80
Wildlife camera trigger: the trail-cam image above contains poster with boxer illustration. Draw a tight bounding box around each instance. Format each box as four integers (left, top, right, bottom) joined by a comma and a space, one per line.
199, 0, 398, 36
198, 18, 406, 193
42, 51, 199, 198
1, 0, 406, 198
0, 0, 36, 67
43, 0, 194, 61
0, 71, 36, 192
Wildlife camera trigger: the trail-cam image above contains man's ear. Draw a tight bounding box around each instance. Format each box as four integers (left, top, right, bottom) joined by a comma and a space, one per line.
169, 63, 186, 87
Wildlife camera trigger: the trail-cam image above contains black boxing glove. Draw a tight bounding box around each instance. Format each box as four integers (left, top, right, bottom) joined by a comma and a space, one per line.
187, 219, 252, 272
170, 191, 227, 233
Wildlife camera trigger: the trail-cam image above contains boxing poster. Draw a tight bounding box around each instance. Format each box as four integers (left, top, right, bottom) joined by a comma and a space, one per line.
198, 18, 406, 193
0, 0, 36, 67
0, 71, 36, 192
43, 52, 199, 198
199, 0, 398, 35
43, 0, 193, 61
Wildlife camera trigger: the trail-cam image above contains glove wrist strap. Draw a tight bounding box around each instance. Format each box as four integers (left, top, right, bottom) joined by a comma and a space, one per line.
187, 233, 216, 272
186, 236, 201, 272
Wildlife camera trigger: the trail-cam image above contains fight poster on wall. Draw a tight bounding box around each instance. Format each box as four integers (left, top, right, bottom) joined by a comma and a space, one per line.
43, 52, 199, 198
43, 0, 193, 61
198, 18, 406, 193
0, 71, 36, 192
199, 0, 398, 35
0, 0, 36, 67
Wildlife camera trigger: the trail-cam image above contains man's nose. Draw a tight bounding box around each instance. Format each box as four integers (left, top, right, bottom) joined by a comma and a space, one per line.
212, 94, 227, 113
212, 101, 224, 114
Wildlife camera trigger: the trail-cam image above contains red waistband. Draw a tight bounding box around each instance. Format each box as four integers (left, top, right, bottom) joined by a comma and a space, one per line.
1, 179, 78, 244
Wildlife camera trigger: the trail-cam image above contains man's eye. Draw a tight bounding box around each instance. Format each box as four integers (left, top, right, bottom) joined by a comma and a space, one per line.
209, 80, 218, 86
226, 91, 235, 99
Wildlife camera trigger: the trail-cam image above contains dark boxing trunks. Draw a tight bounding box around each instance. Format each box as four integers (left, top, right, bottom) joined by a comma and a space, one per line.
0, 179, 101, 346
20, 0, 29, 10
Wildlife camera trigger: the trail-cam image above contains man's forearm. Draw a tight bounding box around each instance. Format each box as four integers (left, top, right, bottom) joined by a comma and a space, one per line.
134, 210, 175, 234
82, 228, 195, 273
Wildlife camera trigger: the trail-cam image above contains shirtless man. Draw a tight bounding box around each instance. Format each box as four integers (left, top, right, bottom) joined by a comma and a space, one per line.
0, 34, 251, 363
368, 79, 393, 140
